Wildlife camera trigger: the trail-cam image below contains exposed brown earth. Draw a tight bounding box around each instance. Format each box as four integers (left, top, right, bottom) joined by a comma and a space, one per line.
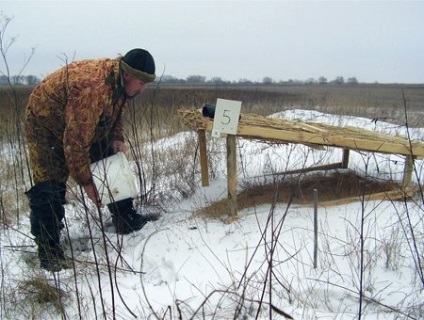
195, 171, 401, 218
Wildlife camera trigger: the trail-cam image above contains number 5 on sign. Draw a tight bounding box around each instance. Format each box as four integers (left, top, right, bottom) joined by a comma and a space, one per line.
212, 98, 242, 138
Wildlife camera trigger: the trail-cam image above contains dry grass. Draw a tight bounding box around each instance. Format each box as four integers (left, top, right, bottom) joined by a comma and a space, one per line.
194, 170, 400, 219
1, 83, 423, 142
18, 275, 67, 312
149, 83, 424, 128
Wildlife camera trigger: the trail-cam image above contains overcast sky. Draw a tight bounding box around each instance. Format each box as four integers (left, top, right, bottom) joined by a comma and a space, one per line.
1, 1, 423, 83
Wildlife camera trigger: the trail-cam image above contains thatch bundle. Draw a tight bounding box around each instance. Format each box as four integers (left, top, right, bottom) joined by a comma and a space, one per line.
178, 108, 331, 133
177, 108, 424, 158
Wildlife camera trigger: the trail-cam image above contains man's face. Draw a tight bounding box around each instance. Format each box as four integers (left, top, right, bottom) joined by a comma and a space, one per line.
123, 73, 146, 98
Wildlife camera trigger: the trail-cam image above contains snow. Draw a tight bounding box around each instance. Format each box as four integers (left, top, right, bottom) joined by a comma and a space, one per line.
1, 109, 423, 319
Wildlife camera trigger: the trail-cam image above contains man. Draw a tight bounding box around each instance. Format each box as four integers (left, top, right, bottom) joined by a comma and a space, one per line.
25, 48, 156, 272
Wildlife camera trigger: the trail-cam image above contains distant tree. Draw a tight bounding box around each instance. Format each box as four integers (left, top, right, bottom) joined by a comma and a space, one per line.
305, 78, 316, 84
11, 75, 24, 84
161, 75, 179, 83
288, 79, 303, 84
238, 78, 253, 85
347, 77, 358, 85
318, 76, 327, 84
262, 76, 273, 84
186, 75, 206, 83
209, 77, 227, 84
332, 76, 345, 84
25, 75, 40, 85
0, 74, 8, 84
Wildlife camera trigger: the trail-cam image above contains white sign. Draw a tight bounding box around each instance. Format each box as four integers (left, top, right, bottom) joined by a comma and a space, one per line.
211, 98, 242, 138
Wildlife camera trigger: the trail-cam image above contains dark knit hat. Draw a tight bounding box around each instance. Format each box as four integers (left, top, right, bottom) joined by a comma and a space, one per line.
121, 48, 156, 83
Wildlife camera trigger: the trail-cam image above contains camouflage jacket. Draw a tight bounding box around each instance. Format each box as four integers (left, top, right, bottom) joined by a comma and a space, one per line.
25, 57, 128, 186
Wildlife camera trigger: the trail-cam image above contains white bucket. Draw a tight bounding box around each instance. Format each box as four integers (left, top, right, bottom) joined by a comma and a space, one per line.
89, 152, 138, 205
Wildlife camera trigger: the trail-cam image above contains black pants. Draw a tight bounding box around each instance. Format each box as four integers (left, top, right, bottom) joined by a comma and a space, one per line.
26, 139, 114, 246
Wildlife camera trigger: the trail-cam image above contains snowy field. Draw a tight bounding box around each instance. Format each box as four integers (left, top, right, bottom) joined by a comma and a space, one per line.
1, 109, 423, 319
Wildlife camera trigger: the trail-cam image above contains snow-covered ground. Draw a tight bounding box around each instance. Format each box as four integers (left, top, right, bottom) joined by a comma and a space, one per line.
1, 109, 423, 319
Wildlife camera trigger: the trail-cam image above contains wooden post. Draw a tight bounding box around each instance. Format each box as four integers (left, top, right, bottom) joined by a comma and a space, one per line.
402, 155, 414, 189
342, 148, 350, 168
227, 135, 237, 216
198, 130, 209, 187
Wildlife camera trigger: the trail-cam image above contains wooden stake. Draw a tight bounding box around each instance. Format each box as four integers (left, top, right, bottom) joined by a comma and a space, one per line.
342, 148, 350, 168
198, 130, 209, 187
402, 155, 414, 189
227, 135, 237, 216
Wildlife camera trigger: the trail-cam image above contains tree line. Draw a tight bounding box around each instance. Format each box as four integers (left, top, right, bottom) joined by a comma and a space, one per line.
0, 73, 359, 86
148, 75, 359, 85
0, 74, 40, 85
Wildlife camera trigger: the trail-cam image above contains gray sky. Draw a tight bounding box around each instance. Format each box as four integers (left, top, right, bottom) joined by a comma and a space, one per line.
1, 0, 423, 83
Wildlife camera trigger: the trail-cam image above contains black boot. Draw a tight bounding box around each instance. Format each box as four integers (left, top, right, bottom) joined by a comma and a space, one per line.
35, 230, 68, 272
26, 181, 71, 272
107, 198, 148, 234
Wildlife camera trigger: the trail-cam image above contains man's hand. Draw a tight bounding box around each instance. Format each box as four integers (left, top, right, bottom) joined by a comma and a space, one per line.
111, 140, 129, 154
83, 183, 103, 207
